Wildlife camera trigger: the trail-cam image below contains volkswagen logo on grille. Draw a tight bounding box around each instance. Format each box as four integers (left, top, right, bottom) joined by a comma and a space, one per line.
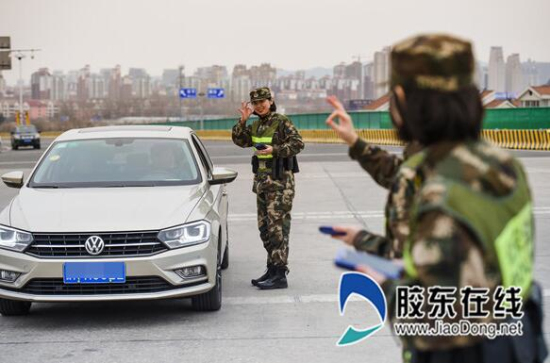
85, 236, 105, 255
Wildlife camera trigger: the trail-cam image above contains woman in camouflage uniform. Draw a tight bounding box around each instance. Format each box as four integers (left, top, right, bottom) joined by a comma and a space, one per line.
327, 34, 546, 363
232, 87, 304, 289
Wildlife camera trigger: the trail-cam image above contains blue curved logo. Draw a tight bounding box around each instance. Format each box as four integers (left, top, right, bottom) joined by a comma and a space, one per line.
337, 272, 387, 346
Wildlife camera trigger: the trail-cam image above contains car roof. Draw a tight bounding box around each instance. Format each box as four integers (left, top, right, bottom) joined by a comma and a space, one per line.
15, 125, 37, 130
54, 125, 196, 142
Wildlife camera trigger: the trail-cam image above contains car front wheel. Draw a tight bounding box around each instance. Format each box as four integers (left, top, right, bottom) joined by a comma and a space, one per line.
191, 239, 222, 312
0, 298, 32, 316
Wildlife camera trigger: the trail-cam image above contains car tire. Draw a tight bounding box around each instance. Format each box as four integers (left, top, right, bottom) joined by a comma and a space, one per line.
0, 298, 32, 316
191, 239, 222, 312
12, 144, 18, 150
34, 143, 41, 150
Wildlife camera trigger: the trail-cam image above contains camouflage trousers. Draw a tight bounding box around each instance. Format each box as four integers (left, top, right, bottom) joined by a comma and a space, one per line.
254, 171, 295, 269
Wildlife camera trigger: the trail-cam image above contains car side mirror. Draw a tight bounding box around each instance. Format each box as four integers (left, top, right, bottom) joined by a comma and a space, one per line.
208, 167, 238, 185
1, 171, 25, 189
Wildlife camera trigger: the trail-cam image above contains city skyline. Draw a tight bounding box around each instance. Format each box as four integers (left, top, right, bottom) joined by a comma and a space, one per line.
1, 0, 550, 85
3, 45, 550, 88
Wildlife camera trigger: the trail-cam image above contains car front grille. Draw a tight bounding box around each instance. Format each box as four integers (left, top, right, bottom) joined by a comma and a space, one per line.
19, 277, 176, 295
26, 231, 168, 258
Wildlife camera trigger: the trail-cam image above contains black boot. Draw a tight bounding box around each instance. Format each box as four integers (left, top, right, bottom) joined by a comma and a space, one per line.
256, 266, 288, 290
251, 265, 274, 286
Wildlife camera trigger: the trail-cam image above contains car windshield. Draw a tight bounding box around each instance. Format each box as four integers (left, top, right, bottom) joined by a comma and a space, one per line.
16, 126, 37, 133
29, 138, 201, 188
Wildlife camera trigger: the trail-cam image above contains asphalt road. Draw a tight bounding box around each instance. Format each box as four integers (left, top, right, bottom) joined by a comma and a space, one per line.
0, 140, 549, 363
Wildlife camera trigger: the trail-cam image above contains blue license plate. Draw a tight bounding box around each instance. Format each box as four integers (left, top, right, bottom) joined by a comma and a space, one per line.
63, 262, 126, 284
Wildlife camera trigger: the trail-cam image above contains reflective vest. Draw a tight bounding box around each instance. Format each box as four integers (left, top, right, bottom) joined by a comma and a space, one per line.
251, 117, 281, 160
403, 150, 534, 298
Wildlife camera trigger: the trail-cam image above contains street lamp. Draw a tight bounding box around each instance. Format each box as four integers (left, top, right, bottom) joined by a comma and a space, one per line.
179, 65, 184, 121
10, 49, 40, 118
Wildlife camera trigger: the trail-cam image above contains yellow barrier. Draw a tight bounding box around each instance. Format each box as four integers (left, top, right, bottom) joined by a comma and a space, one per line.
2, 129, 550, 151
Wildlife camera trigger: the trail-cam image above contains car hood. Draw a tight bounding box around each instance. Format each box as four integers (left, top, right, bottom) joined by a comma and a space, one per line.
7, 185, 205, 232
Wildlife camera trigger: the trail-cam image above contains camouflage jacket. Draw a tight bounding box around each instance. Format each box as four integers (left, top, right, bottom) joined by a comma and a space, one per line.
383, 140, 530, 351
232, 112, 304, 159
232, 112, 304, 192
349, 139, 423, 258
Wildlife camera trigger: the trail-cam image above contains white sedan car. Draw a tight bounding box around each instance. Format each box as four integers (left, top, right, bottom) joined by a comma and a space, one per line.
0, 126, 237, 315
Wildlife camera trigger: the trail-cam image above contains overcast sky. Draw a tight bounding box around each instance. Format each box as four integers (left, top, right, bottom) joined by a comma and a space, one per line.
1, 0, 550, 85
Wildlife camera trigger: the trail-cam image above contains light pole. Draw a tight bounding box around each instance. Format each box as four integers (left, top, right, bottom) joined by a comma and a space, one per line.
10, 49, 40, 118
198, 92, 204, 130
179, 65, 184, 121
16, 53, 24, 116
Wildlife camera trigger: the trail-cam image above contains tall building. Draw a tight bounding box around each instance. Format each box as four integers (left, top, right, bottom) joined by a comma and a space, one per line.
333, 63, 346, 79
132, 77, 151, 98
195, 65, 228, 84
66, 70, 79, 100
51, 71, 66, 101
249, 63, 276, 88
231, 75, 252, 102
128, 68, 148, 79
120, 76, 133, 101
231, 64, 251, 102
346, 61, 364, 99
108, 65, 122, 100
488, 47, 505, 92
76, 65, 91, 101
363, 62, 374, 99
128, 68, 151, 98
523, 61, 550, 86
373, 47, 391, 98
475, 63, 489, 90
31, 68, 53, 100
162, 69, 180, 87
505, 54, 523, 95
89, 74, 107, 99
536, 62, 550, 85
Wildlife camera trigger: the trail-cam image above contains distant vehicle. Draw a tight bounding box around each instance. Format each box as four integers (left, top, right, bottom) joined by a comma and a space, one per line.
0, 126, 237, 315
11, 125, 41, 150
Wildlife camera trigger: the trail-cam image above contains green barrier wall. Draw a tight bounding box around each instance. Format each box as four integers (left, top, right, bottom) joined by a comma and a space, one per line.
156, 107, 550, 130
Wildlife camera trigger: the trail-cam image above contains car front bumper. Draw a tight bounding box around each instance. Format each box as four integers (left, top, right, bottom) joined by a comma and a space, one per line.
0, 238, 217, 302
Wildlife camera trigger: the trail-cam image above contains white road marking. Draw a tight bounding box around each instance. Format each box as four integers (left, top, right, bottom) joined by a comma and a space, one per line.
224, 290, 550, 305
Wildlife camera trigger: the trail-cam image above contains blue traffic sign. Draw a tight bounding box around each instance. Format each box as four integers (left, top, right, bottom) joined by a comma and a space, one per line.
180, 88, 197, 99
207, 88, 225, 99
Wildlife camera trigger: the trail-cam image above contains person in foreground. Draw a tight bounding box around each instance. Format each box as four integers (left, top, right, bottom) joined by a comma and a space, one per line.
327, 33, 547, 363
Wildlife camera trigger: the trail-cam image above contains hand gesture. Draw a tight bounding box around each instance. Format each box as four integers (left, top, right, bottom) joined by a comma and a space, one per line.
238, 101, 253, 124
330, 225, 363, 246
325, 96, 359, 146
255, 145, 273, 156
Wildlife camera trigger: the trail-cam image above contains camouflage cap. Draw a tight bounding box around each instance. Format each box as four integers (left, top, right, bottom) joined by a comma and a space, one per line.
250, 87, 272, 102
390, 34, 475, 92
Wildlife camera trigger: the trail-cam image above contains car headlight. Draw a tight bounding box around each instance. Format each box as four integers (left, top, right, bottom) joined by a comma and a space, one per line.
157, 221, 211, 249
34, 133, 40, 139
14, 135, 21, 140
0, 225, 34, 252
